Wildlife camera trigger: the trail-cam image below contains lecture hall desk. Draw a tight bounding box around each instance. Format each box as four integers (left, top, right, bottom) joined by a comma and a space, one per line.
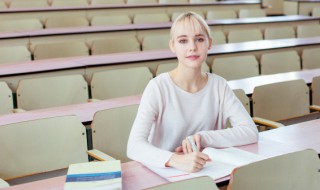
3, 119, 320, 190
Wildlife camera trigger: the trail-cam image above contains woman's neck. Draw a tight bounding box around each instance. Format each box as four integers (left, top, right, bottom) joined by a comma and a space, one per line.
169, 65, 208, 93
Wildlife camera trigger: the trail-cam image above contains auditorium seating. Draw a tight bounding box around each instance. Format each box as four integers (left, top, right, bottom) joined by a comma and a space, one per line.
8, 0, 50, 8
51, 0, 89, 7
0, 115, 89, 180
0, 81, 13, 115
297, 24, 320, 38
211, 31, 226, 45
91, 0, 125, 5
260, 51, 301, 75
45, 16, 89, 29
252, 79, 310, 128
206, 10, 237, 20
91, 15, 132, 26
16, 75, 89, 111
90, 67, 152, 100
264, 26, 295, 40
228, 149, 320, 190
91, 36, 140, 55
91, 104, 139, 162
311, 76, 320, 107
238, 9, 266, 18
147, 176, 219, 190
133, 13, 170, 24
227, 29, 263, 43
142, 34, 170, 51
0, 46, 31, 64
0, 18, 43, 32
212, 55, 259, 81
312, 7, 320, 17
159, 0, 188, 4
33, 41, 89, 60
302, 47, 320, 69
127, 0, 157, 4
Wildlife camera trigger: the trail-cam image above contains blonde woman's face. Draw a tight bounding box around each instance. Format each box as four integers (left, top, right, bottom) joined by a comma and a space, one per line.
169, 20, 212, 69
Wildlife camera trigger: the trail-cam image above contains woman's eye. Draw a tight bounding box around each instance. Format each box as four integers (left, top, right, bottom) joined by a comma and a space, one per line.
197, 38, 204, 42
179, 39, 187, 44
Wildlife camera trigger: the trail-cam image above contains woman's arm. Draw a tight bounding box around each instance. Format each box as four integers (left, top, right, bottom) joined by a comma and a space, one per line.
198, 82, 259, 148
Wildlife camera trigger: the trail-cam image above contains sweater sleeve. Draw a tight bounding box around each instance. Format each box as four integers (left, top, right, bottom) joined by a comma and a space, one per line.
198, 80, 259, 148
127, 80, 173, 168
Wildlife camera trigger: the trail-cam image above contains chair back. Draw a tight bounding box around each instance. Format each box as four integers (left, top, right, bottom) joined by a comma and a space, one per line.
146, 176, 219, 190
91, 15, 131, 26
133, 13, 170, 24
91, 36, 140, 55
45, 16, 89, 29
302, 48, 320, 69
260, 51, 301, 75
0, 46, 31, 64
297, 24, 320, 38
91, 67, 153, 100
252, 79, 310, 121
228, 29, 263, 43
228, 149, 320, 190
91, 105, 139, 162
33, 41, 89, 60
207, 10, 237, 20
264, 26, 295, 40
312, 76, 320, 106
212, 55, 259, 80
238, 9, 266, 18
16, 74, 89, 110
211, 30, 226, 45
142, 34, 170, 51
0, 81, 13, 115
0, 18, 43, 32
0, 115, 88, 180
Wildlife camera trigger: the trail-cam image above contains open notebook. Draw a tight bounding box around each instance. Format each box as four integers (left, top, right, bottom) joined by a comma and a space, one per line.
64, 160, 122, 190
147, 147, 263, 182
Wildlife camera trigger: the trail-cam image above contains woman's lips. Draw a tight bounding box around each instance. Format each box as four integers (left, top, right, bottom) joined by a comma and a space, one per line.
186, 55, 200, 60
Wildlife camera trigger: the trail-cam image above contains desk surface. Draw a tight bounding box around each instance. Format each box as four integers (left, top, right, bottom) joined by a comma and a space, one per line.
227, 68, 320, 95
0, 15, 316, 39
1, 37, 320, 77
0, 95, 141, 126
0, 1, 259, 13
4, 119, 320, 190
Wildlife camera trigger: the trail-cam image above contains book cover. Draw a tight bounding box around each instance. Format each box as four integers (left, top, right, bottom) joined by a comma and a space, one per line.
147, 147, 264, 182
64, 160, 122, 190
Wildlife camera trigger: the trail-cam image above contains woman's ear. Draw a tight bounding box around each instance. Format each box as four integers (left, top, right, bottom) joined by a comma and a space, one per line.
169, 39, 175, 53
208, 37, 213, 50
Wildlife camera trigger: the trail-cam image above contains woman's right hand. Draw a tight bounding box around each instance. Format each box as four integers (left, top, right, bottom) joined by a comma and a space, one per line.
165, 152, 210, 173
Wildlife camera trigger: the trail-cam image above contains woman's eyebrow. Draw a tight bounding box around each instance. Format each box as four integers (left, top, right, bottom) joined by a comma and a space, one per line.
177, 34, 205, 38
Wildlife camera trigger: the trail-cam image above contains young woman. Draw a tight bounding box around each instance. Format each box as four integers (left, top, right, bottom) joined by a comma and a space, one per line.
127, 12, 258, 173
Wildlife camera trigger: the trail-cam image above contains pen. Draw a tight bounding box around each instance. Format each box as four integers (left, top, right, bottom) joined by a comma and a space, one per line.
187, 136, 199, 152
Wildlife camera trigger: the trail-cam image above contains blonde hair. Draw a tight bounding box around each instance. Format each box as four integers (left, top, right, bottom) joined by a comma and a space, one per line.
170, 12, 211, 41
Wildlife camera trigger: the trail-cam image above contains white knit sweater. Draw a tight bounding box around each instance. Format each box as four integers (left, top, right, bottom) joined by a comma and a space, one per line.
127, 73, 258, 168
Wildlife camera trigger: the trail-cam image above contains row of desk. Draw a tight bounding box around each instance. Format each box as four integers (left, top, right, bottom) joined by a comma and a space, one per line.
1, 37, 320, 92
3, 118, 320, 190
0, 1, 261, 21
0, 15, 319, 40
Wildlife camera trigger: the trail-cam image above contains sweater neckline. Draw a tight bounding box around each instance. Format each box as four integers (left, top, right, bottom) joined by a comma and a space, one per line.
165, 72, 211, 96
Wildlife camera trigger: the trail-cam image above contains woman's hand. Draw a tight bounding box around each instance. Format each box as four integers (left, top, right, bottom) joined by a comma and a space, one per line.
175, 134, 202, 154
166, 152, 210, 173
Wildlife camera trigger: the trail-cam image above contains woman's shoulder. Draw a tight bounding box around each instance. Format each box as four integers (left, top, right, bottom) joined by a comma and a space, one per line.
207, 72, 228, 84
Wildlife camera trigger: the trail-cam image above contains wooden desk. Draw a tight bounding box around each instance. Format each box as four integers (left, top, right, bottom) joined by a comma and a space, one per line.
227, 68, 320, 95
5, 119, 319, 190
285, 0, 320, 16
0, 15, 317, 40
0, 1, 260, 22
0, 95, 141, 126
2, 37, 320, 92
